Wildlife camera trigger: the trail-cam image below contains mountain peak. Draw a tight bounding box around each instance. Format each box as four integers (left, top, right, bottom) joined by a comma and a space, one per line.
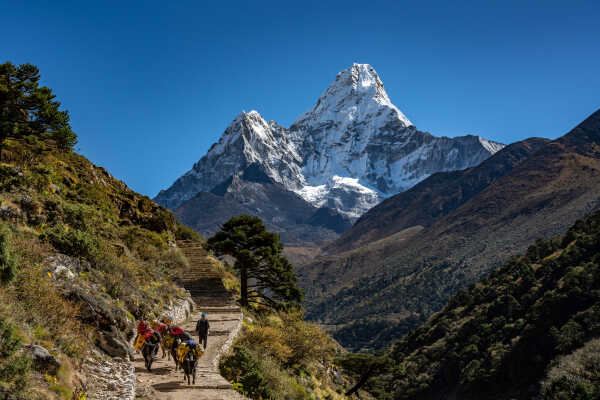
339, 63, 387, 99
293, 63, 412, 129
234, 109, 264, 123
156, 65, 502, 219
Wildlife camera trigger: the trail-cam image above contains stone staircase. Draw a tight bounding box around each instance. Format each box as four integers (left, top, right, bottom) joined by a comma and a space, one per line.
176, 240, 240, 311
133, 240, 245, 399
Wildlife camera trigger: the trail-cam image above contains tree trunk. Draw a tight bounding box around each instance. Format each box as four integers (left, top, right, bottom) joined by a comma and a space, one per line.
345, 368, 373, 396
240, 266, 248, 308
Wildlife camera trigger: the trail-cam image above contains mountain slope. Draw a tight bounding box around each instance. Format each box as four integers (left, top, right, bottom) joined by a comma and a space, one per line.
155, 64, 502, 242
299, 109, 600, 350
174, 163, 350, 244
326, 137, 550, 253
384, 208, 600, 400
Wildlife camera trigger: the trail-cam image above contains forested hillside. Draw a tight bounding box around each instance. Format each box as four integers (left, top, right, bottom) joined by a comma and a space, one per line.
382, 209, 600, 399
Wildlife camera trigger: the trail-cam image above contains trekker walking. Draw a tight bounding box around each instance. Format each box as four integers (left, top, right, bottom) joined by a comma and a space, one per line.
195, 313, 210, 349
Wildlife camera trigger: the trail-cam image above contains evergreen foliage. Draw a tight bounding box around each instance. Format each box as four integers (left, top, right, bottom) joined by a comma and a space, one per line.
207, 215, 302, 308
0, 318, 31, 398
380, 209, 600, 399
220, 345, 274, 399
0, 226, 17, 285
0, 62, 77, 152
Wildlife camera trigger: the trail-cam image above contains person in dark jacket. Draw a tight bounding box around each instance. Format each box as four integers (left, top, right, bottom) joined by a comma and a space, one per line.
195, 313, 210, 349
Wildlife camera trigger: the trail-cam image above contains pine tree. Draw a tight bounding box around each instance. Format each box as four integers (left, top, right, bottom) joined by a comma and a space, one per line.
0, 61, 77, 153
207, 215, 303, 308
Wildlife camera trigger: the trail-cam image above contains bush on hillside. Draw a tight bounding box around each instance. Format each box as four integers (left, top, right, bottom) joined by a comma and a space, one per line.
0, 318, 31, 398
220, 345, 274, 399
541, 338, 600, 400
41, 224, 97, 260
0, 226, 17, 284
175, 222, 203, 242
221, 309, 344, 400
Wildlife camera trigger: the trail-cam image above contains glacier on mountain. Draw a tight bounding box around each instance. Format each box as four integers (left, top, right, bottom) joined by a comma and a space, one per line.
155, 63, 504, 219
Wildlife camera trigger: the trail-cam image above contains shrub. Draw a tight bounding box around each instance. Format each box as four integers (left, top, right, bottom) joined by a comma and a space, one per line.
239, 312, 337, 370
41, 224, 97, 260
0, 226, 17, 285
280, 313, 337, 368
541, 338, 600, 399
175, 222, 202, 242
0, 318, 31, 397
220, 345, 274, 399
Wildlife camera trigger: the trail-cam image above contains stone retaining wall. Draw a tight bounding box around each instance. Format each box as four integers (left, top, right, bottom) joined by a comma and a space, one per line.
212, 313, 244, 369
84, 295, 194, 400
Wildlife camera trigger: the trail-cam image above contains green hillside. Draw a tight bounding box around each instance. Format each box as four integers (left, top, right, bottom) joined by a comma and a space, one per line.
0, 62, 198, 398
382, 209, 600, 399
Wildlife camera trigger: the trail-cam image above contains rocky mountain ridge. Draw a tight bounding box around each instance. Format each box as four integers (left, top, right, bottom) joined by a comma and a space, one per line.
155, 64, 503, 234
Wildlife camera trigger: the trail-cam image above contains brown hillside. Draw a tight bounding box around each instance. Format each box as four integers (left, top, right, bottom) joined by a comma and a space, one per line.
326, 137, 550, 253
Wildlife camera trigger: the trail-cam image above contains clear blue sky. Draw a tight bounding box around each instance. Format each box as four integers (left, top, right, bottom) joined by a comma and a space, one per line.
2, 1, 599, 197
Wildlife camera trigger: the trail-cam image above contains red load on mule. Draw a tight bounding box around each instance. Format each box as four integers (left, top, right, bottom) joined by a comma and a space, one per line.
170, 326, 184, 336
154, 322, 168, 335
137, 321, 149, 333
142, 329, 155, 340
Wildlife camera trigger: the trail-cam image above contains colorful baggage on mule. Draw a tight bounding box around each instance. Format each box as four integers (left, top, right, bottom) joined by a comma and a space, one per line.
177, 340, 204, 364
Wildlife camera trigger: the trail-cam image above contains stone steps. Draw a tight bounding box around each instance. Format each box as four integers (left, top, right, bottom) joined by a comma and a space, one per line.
133, 240, 244, 399
196, 307, 241, 313
175, 240, 238, 310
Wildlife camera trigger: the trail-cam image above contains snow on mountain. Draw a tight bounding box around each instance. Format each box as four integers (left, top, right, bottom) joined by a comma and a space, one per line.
155, 110, 303, 209
155, 63, 504, 220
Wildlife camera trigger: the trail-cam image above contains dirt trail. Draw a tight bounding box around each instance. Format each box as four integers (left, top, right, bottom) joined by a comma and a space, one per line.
134, 240, 246, 399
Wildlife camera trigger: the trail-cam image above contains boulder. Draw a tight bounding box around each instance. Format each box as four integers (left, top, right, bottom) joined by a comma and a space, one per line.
96, 332, 133, 360
29, 345, 61, 375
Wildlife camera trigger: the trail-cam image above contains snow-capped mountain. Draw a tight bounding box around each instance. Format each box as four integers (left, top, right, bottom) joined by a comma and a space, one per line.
155, 63, 504, 228
155, 111, 303, 210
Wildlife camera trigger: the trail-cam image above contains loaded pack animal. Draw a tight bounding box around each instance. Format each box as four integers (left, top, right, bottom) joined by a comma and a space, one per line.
140, 329, 161, 371
169, 325, 190, 371
181, 343, 199, 385
170, 335, 182, 370
142, 339, 159, 371
150, 320, 170, 358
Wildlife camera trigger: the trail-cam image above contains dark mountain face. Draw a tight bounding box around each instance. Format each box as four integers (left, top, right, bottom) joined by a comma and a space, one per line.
298, 110, 600, 351
174, 164, 351, 245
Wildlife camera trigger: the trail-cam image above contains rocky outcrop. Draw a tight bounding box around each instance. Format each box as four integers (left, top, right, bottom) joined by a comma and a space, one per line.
29, 345, 61, 375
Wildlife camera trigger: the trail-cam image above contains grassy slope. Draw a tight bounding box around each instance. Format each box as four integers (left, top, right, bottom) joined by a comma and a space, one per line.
0, 137, 197, 399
